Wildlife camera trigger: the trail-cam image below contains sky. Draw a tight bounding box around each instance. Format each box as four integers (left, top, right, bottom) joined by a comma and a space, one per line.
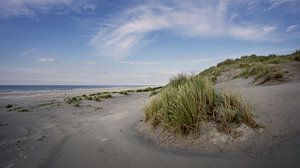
0, 0, 299, 85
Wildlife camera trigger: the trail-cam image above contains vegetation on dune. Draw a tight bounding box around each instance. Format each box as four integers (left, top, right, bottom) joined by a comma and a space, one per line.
198, 50, 300, 84
118, 90, 129, 95
35, 100, 58, 107
234, 63, 284, 84
144, 51, 300, 135
64, 86, 162, 105
136, 86, 163, 93
8, 106, 29, 112
6, 104, 13, 108
64, 92, 111, 106
144, 75, 258, 135
149, 91, 158, 97
65, 96, 82, 107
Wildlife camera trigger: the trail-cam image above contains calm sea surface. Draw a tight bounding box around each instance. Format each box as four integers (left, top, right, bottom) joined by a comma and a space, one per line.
0, 85, 146, 92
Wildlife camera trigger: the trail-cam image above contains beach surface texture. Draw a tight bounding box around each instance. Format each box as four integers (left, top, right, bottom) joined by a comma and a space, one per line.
1, 64, 300, 168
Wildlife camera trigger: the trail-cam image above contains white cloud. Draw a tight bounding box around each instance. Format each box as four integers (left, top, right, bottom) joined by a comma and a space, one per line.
268, 0, 295, 9
82, 3, 97, 11
38, 57, 55, 63
90, 1, 276, 59
286, 25, 298, 32
0, 0, 96, 17
21, 48, 39, 56
229, 14, 239, 22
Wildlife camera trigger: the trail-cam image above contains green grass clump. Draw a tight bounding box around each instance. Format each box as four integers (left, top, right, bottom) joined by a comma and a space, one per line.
64, 96, 82, 107
6, 104, 13, 108
65, 92, 113, 104
294, 50, 300, 61
149, 91, 158, 97
65, 96, 81, 104
119, 90, 129, 95
9, 106, 29, 112
234, 63, 284, 84
198, 50, 299, 83
98, 93, 112, 99
136, 86, 162, 93
168, 74, 189, 87
144, 75, 257, 135
94, 96, 102, 102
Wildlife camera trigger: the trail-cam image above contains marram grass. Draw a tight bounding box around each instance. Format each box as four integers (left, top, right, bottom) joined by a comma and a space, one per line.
144, 75, 258, 135
198, 50, 300, 84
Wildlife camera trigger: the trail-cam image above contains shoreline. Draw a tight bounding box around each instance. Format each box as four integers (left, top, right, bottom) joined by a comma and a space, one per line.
0, 85, 155, 93
0, 86, 154, 100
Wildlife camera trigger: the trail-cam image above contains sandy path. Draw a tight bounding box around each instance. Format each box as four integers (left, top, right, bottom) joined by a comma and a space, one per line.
0, 82, 300, 168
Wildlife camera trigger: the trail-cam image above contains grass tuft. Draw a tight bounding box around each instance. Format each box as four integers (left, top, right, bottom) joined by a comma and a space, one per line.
136, 86, 162, 93
8, 106, 29, 112
119, 90, 129, 95
198, 50, 299, 84
149, 91, 158, 97
144, 75, 258, 135
6, 104, 13, 108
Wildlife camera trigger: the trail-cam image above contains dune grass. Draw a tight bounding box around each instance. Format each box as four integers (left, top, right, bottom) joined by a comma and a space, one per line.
136, 86, 163, 93
198, 50, 300, 83
149, 91, 158, 97
8, 106, 29, 112
118, 90, 129, 95
145, 51, 300, 135
6, 104, 13, 108
64, 86, 162, 105
35, 100, 58, 107
233, 63, 284, 84
64, 93, 111, 106
144, 75, 258, 135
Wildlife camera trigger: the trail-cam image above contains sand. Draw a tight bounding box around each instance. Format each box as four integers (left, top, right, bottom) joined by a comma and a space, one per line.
0, 79, 300, 167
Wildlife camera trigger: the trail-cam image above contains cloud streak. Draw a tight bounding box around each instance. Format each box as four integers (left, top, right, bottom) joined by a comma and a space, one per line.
0, 0, 96, 17
268, 0, 296, 9
90, 0, 277, 59
38, 57, 56, 63
286, 25, 298, 32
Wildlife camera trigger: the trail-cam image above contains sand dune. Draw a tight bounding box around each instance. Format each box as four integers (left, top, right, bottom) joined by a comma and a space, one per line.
0, 78, 300, 168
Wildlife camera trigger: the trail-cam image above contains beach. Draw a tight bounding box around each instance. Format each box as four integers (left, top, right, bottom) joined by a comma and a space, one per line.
1, 1, 299, 167
0, 81, 300, 168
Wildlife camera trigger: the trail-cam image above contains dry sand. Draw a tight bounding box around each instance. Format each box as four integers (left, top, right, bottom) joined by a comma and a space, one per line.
0, 78, 300, 167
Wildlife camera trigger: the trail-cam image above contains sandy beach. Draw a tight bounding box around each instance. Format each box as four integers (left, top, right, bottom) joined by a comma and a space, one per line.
1, 1, 299, 167
0, 80, 299, 168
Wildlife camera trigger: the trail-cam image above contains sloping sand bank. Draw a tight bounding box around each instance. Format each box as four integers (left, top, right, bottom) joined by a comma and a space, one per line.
0, 82, 299, 168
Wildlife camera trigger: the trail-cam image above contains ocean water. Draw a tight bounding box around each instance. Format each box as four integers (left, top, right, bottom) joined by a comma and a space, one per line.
0, 85, 145, 92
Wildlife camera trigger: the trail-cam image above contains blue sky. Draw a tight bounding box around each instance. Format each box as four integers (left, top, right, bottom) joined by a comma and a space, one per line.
0, 0, 299, 85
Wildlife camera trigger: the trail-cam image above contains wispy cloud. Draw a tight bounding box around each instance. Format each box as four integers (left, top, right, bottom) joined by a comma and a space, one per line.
21, 48, 39, 56
82, 3, 97, 11
38, 57, 56, 63
286, 25, 298, 32
0, 0, 96, 18
90, 1, 277, 59
268, 0, 296, 9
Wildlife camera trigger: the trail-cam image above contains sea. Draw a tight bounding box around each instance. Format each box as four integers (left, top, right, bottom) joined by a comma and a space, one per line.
0, 85, 146, 92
